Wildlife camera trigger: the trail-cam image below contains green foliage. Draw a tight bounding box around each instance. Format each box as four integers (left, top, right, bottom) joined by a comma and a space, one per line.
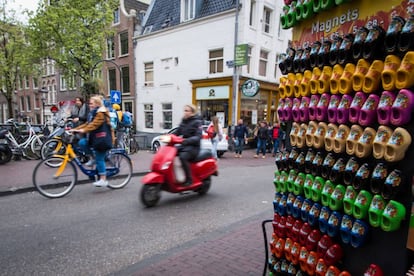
27, 0, 118, 82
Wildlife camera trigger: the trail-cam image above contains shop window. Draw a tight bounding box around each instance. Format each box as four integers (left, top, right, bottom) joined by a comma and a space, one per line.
259, 50, 268, 77
209, 49, 223, 74
262, 6, 272, 34
121, 66, 130, 94
144, 62, 154, 87
162, 103, 173, 129
119, 32, 129, 56
108, 68, 116, 91
144, 104, 153, 128
107, 36, 115, 59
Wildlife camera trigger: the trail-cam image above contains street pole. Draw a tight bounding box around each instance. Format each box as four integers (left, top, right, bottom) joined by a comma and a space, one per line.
232, 0, 240, 127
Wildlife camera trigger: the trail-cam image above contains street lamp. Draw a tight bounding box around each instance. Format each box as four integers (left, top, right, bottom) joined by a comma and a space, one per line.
38, 87, 49, 125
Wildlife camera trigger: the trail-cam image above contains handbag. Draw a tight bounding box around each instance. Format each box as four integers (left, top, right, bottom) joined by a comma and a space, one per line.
90, 121, 113, 151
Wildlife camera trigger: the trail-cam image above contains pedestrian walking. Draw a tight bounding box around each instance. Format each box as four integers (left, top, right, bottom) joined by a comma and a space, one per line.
254, 121, 269, 158
271, 122, 280, 156
207, 116, 223, 160
233, 119, 248, 158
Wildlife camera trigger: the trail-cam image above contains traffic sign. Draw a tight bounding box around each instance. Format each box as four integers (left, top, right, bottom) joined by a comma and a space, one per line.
110, 90, 121, 104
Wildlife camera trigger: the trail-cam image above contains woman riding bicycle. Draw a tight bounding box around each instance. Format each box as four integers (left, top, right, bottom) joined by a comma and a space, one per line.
71, 95, 115, 187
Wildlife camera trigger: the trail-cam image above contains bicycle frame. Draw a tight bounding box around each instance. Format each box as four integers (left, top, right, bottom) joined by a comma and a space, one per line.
53, 143, 120, 180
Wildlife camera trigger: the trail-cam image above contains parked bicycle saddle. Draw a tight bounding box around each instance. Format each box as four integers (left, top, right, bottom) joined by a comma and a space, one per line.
352, 26, 369, 61
398, 14, 414, 53
362, 25, 385, 61
385, 16, 406, 54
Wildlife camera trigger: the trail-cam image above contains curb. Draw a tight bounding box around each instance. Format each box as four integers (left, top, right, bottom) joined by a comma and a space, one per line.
0, 171, 148, 197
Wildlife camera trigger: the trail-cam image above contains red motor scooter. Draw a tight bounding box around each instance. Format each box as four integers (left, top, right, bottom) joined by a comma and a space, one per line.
140, 134, 218, 207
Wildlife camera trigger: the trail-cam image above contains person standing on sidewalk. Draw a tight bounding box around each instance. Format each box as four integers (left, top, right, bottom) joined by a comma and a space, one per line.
271, 122, 280, 157
233, 119, 248, 158
254, 121, 269, 159
207, 116, 223, 160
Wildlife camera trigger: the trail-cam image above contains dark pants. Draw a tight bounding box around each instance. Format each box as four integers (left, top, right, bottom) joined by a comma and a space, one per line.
178, 148, 198, 183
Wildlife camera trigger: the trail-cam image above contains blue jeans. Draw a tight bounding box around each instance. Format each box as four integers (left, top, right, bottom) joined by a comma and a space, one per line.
78, 137, 107, 176
211, 138, 218, 159
273, 138, 280, 154
256, 138, 266, 155
235, 137, 244, 154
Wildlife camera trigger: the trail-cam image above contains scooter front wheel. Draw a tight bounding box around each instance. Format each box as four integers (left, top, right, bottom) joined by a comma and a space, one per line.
140, 184, 161, 207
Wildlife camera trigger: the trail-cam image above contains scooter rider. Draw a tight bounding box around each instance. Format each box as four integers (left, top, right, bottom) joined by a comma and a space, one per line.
176, 104, 202, 186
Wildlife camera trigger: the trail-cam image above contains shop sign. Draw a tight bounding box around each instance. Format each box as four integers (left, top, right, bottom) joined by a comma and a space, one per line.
235, 44, 248, 66
241, 79, 260, 97
196, 85, 229, 100
292, 0, 413, 46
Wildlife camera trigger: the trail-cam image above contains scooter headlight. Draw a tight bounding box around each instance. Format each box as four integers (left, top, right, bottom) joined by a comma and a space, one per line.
161, 161, 172, 170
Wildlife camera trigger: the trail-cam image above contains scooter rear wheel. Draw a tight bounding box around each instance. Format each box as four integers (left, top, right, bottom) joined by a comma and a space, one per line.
140, 184, 161, 207
197, 177, 211, 195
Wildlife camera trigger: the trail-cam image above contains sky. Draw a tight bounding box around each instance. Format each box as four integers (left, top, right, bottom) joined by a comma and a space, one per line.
6, 0, 151, 23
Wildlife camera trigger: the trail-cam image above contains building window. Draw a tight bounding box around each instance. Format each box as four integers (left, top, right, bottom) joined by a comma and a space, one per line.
26, 96, 31, 111
262, 7, 272, 34
144, 62, 154, 87
209, 49, 223, 74
24, 76, 30, 89
259, 49, 268, 77
107, 37, 115, 59
108, 68, 117, 91
144, 104, 153, 128
249, 0, 256, 26
162, 103, 172, 129
60, 75, 67, 91
247, 46, 252, 74
121, 66, 130, 94
119, 32, 128, 56
124, 101, 133, 113
113, 8, 120, 24
33, 77, 38, 89
20, 96, 25, 112
182, 0, 195, 21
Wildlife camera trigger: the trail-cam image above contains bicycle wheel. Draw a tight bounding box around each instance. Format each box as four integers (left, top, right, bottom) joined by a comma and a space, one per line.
41, 138, 66, 160
31, 135, 44, 158
129, 137, 140, 154
105, 152, 132, 189
32, 157, 78, 198
23, 146, 40, 160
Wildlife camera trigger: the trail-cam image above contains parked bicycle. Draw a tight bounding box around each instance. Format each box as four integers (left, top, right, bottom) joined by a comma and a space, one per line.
119, 127, 139, 154
32, 131, 133, 198
1, 119, 45, 160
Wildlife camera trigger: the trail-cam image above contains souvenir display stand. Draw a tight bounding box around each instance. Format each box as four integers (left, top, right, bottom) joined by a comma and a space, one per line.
270, 0, 414, 274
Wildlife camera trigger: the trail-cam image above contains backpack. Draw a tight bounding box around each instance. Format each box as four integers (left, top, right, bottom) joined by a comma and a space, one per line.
109, 109, 119, 130
207, 124, 216, 138
121, 111, 133, 127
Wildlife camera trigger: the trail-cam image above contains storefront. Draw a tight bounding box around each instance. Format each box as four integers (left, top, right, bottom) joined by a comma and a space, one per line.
191, 76, 278, 129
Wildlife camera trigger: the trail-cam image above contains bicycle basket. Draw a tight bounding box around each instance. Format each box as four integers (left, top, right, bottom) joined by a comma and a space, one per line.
61, 132, 76, 144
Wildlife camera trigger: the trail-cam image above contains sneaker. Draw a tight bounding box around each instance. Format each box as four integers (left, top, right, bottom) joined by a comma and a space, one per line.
262, 155, 266, 159
254, 154, 258, 158
239, 155, 242, 158
93, 179, 108, 187
234, 154, 239, 158
85, 159, 95, 167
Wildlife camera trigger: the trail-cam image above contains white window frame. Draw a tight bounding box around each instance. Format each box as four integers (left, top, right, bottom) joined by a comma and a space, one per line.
262, 6, 272, 34
119, 32, 129, 56
144, 62, 154, 87
249, 0, 256, 27
162, 103, 173, 129
144, 104, 153, 129
113, 8, 120, 25
209, 48, 224, 74
181, 0, 195, 22
107, 37, 115, 59
259, 49, 269, 77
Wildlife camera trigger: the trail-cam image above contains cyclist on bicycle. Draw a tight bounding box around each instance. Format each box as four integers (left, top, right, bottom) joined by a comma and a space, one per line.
71, 95, 115, 187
